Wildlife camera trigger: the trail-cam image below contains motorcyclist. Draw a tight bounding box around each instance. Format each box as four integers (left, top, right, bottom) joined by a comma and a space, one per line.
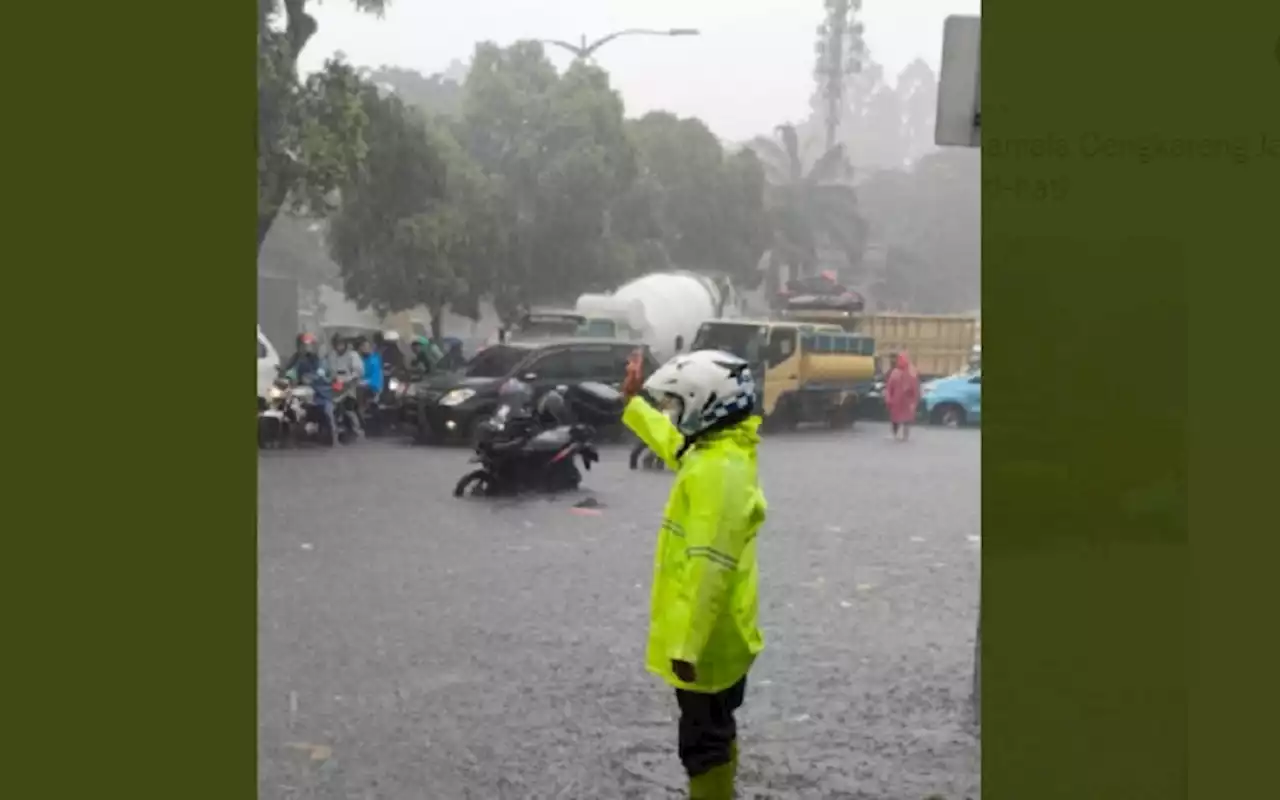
377, 330, 406, 380
536, 385, 574, 428
325, 334, 365, 438
409, 335, 443, 375
280, 332, 322, 379
357, 337, 383, 391
282, 333, 339, 445
356, 336, 384, 424
437, 337, 466, 371
496, 377, 536, 427
620, 348, 767, 800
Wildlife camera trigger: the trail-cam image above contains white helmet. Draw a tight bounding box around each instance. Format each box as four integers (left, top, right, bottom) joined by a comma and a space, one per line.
643, 349, 757, 436
382, 330, 401, 342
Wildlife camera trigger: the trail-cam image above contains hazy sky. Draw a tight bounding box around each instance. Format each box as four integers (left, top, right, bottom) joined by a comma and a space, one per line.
298, 0, 979, 142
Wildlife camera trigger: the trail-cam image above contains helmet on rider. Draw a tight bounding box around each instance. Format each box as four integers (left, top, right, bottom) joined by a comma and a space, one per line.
297, 332, 318, 352
537, 385, 572, 425
642, 349, 757, 437
383, 330, 401, 343
331, 333, 348, 353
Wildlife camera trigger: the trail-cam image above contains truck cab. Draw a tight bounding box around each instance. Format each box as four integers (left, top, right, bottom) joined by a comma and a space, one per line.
692, 320, 871, 430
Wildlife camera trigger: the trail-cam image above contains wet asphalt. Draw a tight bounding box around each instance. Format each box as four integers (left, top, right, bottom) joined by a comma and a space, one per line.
258, 422, 980, 800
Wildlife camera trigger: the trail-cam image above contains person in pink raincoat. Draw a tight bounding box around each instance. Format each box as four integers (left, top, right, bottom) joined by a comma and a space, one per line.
883, 352, 921, 441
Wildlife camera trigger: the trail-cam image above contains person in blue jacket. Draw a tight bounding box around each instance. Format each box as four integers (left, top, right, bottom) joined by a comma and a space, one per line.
357, 336, 385, 396
356, 336, 385, 430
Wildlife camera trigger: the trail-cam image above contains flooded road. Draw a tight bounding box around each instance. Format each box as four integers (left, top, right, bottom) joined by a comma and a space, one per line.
258, 423, 980, 799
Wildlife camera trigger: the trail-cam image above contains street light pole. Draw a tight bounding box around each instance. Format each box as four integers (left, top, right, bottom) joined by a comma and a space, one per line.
541, 28, 700, 60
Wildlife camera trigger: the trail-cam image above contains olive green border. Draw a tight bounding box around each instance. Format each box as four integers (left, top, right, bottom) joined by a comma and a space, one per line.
985, 4, 1279, 798
19, 4, 1280, 799
10, 4, 254, 799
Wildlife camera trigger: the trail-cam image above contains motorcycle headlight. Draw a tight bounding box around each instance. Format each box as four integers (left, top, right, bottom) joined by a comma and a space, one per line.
268, 386, 285, 400
388, 378, 403, 393
439, 388, 475, 407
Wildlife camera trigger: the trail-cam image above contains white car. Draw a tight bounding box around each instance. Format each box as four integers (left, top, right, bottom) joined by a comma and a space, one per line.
257, 326, 280, 400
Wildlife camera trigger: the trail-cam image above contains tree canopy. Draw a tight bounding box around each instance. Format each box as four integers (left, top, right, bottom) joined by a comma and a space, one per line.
326, 84, 506, 339
257, 5, 977, 332
748, 123, 868, 287
362, 65, 464, 118
626, 112, 770, 287
256, 0, 389, 250
777, 33, 977, 312
458, 42, 642, 315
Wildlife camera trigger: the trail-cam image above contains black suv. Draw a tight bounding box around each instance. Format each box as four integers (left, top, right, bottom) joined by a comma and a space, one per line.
405, 338, 660, 444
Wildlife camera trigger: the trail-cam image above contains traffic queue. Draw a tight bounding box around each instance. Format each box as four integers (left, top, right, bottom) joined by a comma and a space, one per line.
257, 329, 465, 448
257, 273, 980, 454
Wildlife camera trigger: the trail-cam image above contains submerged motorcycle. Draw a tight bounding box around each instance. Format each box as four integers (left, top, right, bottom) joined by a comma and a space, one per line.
453, 382, 603, 497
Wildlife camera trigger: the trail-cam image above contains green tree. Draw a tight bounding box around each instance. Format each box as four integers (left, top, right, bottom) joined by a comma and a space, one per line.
459, 41, 640, 314
256, 0, 389, 251
748, 123, 868, 286
626, 112, 770, 287
327, 85, 488, 340
361, 65, 465, 118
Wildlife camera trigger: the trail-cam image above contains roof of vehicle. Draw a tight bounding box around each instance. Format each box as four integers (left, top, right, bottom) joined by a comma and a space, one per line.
522, 307, 583, 316
701, 318, 843, 331
496, 337, 647, 350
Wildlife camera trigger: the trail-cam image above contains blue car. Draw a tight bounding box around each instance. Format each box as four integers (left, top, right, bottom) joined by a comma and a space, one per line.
920, 369, 981, 426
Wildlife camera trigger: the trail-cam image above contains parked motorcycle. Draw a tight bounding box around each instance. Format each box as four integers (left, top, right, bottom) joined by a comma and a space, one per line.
453, 383, 600, 497
534, 380, 629, 441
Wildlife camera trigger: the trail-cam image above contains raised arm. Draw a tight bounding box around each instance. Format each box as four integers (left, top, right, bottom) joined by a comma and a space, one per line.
622, 397, 684, 470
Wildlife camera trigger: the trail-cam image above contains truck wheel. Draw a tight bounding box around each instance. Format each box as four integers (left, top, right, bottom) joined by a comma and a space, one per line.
763, 399, 797, 433
828, 399, 857, 430
931, 403, 967, 427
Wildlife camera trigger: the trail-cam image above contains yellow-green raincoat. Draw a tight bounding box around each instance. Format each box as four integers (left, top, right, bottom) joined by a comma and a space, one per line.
623, 397, 767, 693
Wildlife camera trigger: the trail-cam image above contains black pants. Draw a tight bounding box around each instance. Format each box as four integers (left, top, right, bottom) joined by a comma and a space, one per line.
675, 677, 746, 777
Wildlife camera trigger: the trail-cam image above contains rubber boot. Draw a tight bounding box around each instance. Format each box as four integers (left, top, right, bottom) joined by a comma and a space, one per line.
688, 741, 737, 800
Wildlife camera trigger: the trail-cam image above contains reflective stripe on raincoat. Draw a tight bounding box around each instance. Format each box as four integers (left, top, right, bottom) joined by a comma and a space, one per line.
623, 397, 767, 693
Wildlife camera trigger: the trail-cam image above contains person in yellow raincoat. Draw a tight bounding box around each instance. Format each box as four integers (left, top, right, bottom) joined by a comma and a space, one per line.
620, 348, 767, 800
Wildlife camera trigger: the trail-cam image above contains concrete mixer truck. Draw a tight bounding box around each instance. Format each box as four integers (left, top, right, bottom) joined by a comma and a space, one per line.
574, 271, 741, 363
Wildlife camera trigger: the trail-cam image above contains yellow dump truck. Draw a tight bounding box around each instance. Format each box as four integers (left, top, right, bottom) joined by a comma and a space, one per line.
778, 308, 978, 379
691, 319, 875, 429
